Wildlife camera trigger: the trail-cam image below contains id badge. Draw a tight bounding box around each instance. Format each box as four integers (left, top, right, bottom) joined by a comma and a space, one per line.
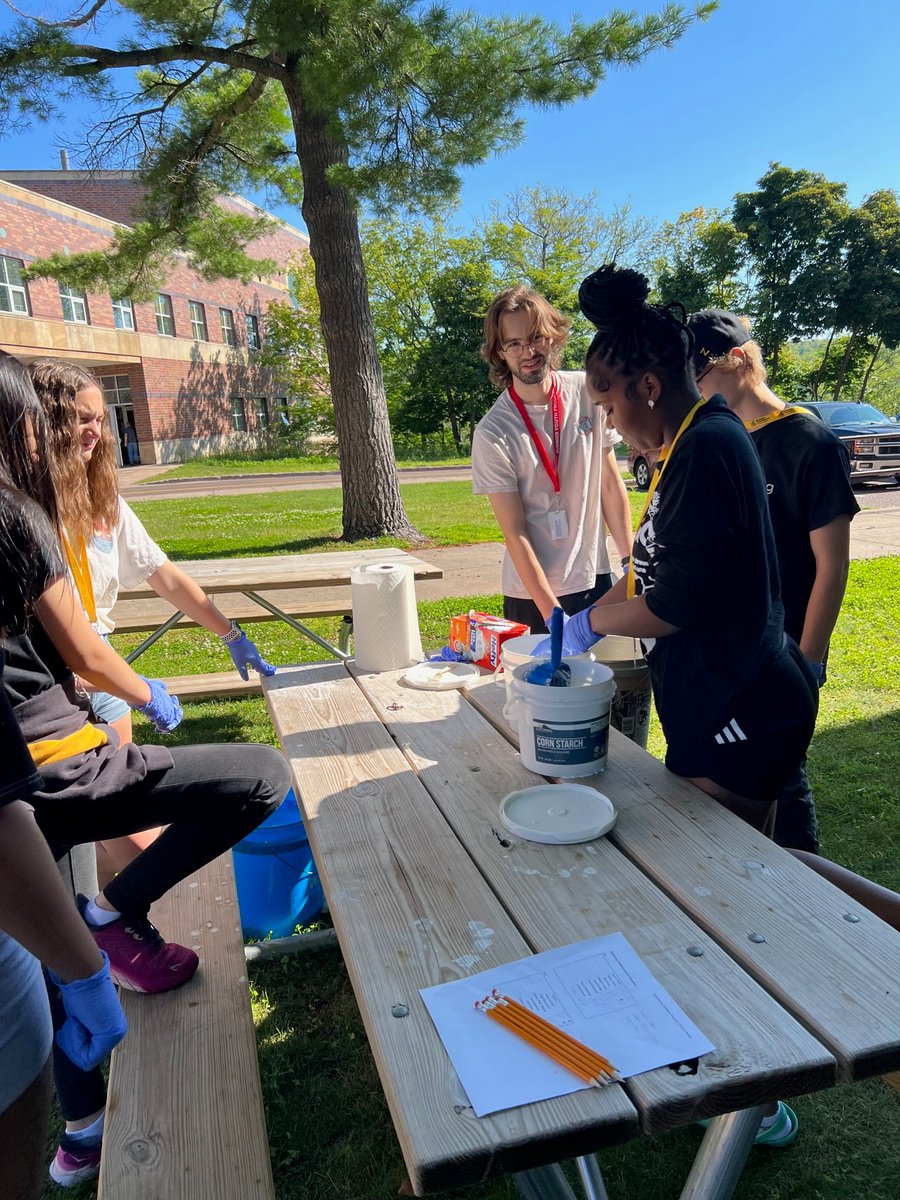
548, 508, 569, 540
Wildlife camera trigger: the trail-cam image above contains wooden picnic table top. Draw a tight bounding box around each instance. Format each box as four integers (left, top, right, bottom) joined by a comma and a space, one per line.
264, 662, 900, 1196
116, 547, 443, 600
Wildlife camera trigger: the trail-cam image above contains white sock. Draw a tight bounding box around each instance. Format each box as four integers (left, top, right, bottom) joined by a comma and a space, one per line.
85, 897, 120, 927
67, 1111, 105, 1145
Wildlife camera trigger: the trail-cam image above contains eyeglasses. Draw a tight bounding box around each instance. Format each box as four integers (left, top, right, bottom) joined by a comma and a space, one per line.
502, 334, 551, 358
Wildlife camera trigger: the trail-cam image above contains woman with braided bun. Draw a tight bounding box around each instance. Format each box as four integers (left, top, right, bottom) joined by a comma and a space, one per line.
545, 264, 818, 839
541, 266, 820, 1150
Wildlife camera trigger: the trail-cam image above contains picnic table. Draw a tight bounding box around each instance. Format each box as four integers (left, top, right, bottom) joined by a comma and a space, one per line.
111, 547, 443, 662
264, 660, 900, 1200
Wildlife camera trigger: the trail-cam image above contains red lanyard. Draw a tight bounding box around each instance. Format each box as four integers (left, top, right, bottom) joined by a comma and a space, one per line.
509, 375, 563, 494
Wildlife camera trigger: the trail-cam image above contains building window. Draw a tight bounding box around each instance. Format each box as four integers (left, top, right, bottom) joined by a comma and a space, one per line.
188, 300, 208, 341
112, 298, 135, 331
244, 313, 261, 350
99, 374, 133, 405
254, 396, 270, 429
230, 395, 247, 432
219, 307, 236, 347
0, 255, 29, 315
59, 283, 89, 324
155, 293, 175, 337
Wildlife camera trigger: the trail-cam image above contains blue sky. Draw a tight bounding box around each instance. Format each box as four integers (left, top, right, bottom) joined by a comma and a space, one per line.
1, 0, 898, 234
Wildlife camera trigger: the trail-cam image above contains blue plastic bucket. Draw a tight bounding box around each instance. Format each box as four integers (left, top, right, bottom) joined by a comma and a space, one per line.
232, 788, 325, 939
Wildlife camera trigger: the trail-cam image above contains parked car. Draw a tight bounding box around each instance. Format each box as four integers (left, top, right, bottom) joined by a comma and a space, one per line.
802, 401, 900, 484
626, 445, 661, 491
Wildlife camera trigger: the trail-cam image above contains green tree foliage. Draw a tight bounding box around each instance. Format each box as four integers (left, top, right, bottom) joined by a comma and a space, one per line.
733, 163, 849, 382
257, 257, 334, 446
652, 207, 746, 312
479, 185, 654, 364
0, 0, 712, 539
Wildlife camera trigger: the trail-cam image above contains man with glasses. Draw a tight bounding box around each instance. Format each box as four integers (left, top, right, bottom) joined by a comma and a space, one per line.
472, 285, 632, 634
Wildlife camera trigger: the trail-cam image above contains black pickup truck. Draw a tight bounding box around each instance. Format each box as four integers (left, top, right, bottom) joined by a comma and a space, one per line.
803, 401, 900, 485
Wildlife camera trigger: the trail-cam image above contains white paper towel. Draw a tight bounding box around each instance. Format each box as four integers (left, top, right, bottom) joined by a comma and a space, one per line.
350, 562, 423, 672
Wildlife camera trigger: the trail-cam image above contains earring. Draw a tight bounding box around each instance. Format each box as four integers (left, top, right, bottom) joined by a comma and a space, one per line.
647, 398, 655, 409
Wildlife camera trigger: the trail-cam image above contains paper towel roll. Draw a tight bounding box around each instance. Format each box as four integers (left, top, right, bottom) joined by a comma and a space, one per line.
351, 562, 424, 672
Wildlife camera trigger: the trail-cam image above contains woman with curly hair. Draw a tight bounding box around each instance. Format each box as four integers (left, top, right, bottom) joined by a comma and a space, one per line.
547, 265, 818, 837
29, 360, 276, 875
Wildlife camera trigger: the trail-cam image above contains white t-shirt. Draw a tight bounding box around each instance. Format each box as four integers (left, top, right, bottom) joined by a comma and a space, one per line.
471, 370, 620, 600
86, 498, 168, 634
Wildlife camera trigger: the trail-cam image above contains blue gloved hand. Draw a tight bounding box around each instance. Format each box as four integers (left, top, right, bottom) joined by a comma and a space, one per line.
533, 608, 603, 658
226, 631, 277, 681
807, 660, 825, 687
428, 646, 469, 663
49, 951, 127, 1071
134, 676, 183, 733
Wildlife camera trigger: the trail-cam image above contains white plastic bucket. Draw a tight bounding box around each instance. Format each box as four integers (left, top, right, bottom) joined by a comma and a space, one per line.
590, 636, 652, 749
504, 659, 616, 778
495, 634, 594, 712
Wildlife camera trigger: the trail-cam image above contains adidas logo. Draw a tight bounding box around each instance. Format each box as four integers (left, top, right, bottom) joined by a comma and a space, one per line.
714, 718, 747, 745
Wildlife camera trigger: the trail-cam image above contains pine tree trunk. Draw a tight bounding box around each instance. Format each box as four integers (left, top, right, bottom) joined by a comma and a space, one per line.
859, 338, 882, 401
287, 88, 421, 541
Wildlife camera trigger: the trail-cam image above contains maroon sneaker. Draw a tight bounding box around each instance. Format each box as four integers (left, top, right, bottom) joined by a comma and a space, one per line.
49, 1139, 102, 1187
86, 910, 199, 993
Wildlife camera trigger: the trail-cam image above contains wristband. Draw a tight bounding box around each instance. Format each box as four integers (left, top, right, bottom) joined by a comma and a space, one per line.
219, 620, 243, 645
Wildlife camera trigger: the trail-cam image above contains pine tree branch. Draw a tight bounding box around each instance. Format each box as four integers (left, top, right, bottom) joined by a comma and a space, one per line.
59, 39, 291, 85
0, 0, 109, 29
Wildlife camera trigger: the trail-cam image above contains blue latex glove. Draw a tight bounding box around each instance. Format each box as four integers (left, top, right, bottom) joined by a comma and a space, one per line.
533, 608, 603, 658
807, 661, 825, 687
429, 646, 469, 663
134, 676, 183, 733
49, 951, 127, 1071
227, 631, 277, 681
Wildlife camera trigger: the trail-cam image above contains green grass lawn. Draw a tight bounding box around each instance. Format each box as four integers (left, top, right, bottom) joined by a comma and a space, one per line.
52, 559, 898, 1200
143, 453, 473, 481
131, 482, 648, 558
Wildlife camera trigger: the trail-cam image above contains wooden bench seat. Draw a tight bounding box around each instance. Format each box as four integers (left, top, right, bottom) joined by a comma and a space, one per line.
98, 852, 275, 1200
161, 670, 263, 701
110, 592, 351, 635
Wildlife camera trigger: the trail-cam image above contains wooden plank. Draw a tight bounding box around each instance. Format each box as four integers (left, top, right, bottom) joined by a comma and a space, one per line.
110, 593, 351, 634
118, 548, 442, 600
162, 671, 261, 700
98, 853, 274, 1200
356, 667, 835, 1136
264, 665, 638, 1195
465, 674, 900, 1081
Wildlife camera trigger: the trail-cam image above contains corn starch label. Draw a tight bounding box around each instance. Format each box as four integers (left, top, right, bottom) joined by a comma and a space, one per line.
532, 715, 609, 766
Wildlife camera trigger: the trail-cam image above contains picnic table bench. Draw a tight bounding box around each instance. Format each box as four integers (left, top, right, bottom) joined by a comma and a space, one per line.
98, 852, 275, 1200
263, 660, 900, 1199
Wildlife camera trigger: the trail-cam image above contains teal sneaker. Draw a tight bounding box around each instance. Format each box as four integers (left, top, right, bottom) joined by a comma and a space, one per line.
698, 1101, 799, 1148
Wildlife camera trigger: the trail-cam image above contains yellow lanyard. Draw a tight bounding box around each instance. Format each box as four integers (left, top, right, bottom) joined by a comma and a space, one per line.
743, 404, 809, 432
628, 398, 707, 599
63, 534, 98, 625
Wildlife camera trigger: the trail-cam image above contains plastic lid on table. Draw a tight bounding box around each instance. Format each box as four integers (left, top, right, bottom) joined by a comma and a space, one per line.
499, 784, 617, 844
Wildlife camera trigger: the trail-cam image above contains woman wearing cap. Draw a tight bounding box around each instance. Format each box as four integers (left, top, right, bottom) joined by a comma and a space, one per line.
687, 309, 859, 853
549, 265, 818, 840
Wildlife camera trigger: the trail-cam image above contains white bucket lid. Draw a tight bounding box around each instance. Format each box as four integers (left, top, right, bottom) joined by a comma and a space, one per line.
499, 784, 617, 844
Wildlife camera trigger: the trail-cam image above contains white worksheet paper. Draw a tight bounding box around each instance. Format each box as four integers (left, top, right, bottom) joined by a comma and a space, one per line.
420, 933, 715, 1116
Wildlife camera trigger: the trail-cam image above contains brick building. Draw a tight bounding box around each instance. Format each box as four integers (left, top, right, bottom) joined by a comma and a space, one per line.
0, 169, 309, 464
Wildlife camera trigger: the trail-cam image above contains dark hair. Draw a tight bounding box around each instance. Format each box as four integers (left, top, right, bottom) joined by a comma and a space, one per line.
579, 264, 694, 388
0, 356, 64, 633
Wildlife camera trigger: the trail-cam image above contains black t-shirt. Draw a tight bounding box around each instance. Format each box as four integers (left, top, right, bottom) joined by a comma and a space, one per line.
631, 397, 785, 747
0, 654, 40, 808
0, 488, 68, 708
750, 412, 859, 644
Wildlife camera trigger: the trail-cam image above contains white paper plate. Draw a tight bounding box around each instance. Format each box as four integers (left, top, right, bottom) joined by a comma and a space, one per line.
499, 784, 617, 844
402, 661, 481, 690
